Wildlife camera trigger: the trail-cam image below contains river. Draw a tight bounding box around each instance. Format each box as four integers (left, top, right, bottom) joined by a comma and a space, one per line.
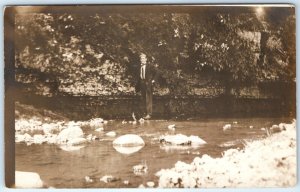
15, 117, 292, 188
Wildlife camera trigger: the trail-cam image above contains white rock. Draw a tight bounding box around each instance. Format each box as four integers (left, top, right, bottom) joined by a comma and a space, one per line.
189, 135, 207, 145
42, 123, 58, 134
100, 175, 118, 183
85, 176, 93, 183
133, 164, 148, 175
103, 120, 108, 124
67, 138, 87, 146
106, 131, 117, 137
113, 134, 145, 147
146, 181, 155, 187
33, 134, 45, 144
161, 134, 190, 145
122, 120, 127, 124
15, 171, 43, 188
56, 127, 84, 144
89, 118, 104, 129
249, 125, 254, 129
139, 118, 145, 124
123, 180, 129, 185
223, 124, 232, 131
160, 134, 206, 146
95, 128, 104, 132
45, 134, 58, 144
167, 124, 176, 131
168, 124, 176, 130
24, 133, 33, 143
233, 121, 238, 124
15, 134, 25, 143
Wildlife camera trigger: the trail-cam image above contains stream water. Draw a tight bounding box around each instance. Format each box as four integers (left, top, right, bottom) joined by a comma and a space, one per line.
15, 117, 292, 188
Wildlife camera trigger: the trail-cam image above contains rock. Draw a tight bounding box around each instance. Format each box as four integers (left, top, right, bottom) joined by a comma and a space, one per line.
85, 176, 93, 183
249, 125, 254, 129
15, 171, 44, 188
113, 134, 145, 147
271, 124, 282, 133
189, 135, 207, 145
106, 131, 117, 137
95, 128, 104, 132
33, 134, 45, 144
67, 138, 87, 146
278, 123, 287, 131
100, 175, 119, 183
15, 134, 25, 143
261, 128, 266, 131
42, 123, 59, 134
138, 184, 145, 188
45, 134, 57, 144
123, 180, 129, 185
86, 134, 93, 141
56, 126, 84, 144
139, 118, 145, 124
160, 134, 206, 146
233, 121, 238, 124
168, 124, 176, 130
223, 124, 232, 131
103, 120, 108, 124
24, 133, 33, 143
121, 120, 127, 124
89, 118, 104, 129
133, 163, 148, 175
146, 181, 155, 187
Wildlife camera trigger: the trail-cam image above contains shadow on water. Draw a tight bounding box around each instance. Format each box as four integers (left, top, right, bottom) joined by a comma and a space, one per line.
16, 93, 295, 120
15, 117, 293, 188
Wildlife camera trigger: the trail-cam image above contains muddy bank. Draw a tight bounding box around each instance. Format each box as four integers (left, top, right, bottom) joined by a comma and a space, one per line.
156, 120, 296, 188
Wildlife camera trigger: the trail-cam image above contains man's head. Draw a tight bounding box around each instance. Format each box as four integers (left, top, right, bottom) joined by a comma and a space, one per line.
140, 53, 147, 65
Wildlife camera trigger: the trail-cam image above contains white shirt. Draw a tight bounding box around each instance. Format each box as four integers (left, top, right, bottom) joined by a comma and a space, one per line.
140, 65, 146, 79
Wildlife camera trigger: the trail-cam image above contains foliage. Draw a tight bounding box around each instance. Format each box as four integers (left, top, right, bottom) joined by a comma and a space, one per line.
14, 8, 295, 96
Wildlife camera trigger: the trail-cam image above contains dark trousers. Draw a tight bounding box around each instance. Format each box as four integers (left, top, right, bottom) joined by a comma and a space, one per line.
140, 80, 153, 115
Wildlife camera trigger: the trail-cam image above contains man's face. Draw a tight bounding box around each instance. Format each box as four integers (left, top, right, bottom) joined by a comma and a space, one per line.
140, 54, 147, 65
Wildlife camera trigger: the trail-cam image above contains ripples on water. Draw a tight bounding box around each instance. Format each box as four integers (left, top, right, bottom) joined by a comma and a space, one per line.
15, 117, 292, 188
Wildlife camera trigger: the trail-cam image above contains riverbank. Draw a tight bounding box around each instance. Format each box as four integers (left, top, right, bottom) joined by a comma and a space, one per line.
156, 120, 296, 188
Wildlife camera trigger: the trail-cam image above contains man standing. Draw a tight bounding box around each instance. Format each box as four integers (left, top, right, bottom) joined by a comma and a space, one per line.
139, 53, 158, 120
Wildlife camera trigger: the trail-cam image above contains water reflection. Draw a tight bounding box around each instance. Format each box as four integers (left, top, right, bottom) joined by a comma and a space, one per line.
113, 145, 144, 155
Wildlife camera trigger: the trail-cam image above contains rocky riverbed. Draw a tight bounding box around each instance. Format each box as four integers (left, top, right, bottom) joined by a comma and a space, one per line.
15, 102, 296, 188
156, 120, 296, 188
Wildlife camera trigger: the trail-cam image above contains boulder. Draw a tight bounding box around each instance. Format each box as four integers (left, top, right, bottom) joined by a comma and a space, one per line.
106, 131, 117, 137
160, 134, 206, 146
113, 134, 145, 147
33, 134, 45, 144
223, 124, 232, 131
67, 138, 87, 146
15, 171, 44, 188
89, 118, 104, 129
56, 126, 84, 144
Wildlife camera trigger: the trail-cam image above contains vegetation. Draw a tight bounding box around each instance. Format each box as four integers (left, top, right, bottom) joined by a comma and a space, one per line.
15, 6, 295, 97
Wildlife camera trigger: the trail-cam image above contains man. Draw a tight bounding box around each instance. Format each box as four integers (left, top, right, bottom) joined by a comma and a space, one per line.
138, 53, 158, 120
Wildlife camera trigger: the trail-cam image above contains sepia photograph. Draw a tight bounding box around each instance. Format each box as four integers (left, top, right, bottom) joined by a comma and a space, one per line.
4, 4, 296, 188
